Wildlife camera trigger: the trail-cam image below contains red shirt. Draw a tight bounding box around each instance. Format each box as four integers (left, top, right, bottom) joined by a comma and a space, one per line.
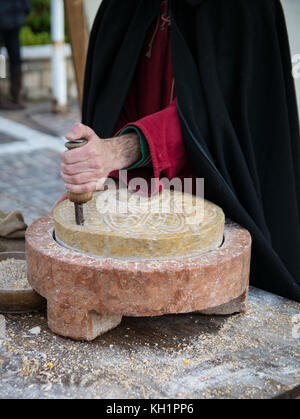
115, 0, 192, 186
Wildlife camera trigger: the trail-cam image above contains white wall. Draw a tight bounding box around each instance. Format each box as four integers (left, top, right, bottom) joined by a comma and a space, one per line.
83, 0, 102, 31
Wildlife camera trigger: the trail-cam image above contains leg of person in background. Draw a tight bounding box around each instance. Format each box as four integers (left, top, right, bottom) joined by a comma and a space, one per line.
0, 27, 25, 110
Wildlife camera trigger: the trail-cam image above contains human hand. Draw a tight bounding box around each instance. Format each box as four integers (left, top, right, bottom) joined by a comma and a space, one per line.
61, 123, 141, 195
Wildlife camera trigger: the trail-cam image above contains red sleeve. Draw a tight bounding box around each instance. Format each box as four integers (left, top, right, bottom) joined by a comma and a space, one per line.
111, 99, 194, 196
121, 99, 192, 180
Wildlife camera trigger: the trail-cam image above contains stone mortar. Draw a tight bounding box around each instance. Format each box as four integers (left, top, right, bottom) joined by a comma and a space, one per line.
25, 217, 251, 341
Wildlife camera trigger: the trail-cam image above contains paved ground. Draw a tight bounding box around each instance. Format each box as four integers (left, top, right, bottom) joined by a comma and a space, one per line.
0, 101, 80, 213
2, 100, 81, 138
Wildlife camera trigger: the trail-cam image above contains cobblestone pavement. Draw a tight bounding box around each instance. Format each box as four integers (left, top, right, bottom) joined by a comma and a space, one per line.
0, 100, 81, 137
0, 149, 65, 210
0, 101, 80, 213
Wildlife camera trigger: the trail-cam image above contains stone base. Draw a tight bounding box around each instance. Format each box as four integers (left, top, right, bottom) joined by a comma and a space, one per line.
197, 288, 249, 316
26, 217, 251, 341
48, 300, 122, 341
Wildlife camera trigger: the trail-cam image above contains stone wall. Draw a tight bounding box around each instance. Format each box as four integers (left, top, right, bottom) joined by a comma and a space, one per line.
1, 44, 77, 101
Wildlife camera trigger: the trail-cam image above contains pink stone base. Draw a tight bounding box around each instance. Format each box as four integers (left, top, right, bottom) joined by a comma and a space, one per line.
26, 216, 251, 341
197, 288, 249, 315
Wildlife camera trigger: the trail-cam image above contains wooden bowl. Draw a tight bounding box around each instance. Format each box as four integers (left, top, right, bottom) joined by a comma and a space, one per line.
0, 252, 46, 313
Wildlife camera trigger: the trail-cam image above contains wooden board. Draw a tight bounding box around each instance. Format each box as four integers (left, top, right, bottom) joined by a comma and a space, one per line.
64, 0, 89, 106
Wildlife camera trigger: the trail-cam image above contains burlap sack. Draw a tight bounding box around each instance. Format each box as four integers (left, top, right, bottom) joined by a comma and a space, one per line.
0, 210, 27, 252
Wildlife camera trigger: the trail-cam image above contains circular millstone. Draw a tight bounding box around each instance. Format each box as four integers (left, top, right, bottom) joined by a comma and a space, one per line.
54, 189, 225, 260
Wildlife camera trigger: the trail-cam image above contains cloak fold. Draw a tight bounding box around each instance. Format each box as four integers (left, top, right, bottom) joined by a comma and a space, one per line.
82, 0, 300, 302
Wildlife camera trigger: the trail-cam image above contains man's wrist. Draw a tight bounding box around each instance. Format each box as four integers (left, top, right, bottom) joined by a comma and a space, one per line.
106, 132, 142, 171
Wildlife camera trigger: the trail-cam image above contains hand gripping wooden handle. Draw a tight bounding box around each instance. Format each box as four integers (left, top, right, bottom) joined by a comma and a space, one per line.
65, 139, 93, 204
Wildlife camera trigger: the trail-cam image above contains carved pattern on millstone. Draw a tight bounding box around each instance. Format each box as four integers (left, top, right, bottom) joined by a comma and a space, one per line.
54, 189, 225, 260
92, 189, 219, 234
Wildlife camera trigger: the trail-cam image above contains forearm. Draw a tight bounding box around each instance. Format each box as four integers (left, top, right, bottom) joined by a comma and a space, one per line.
61, 123, 142, 195
107, 132, 141, 171
119, 99, 191, 180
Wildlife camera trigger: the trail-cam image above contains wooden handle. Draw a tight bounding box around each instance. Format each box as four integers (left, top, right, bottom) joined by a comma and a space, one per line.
65, 139, 93, 204
67, 191, 93, 204
65, 139, 88, 150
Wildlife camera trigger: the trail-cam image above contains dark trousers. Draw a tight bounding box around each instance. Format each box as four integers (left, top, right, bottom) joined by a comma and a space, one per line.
0, 27, 22, 76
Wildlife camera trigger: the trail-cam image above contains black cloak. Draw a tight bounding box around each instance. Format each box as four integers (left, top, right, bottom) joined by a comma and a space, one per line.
82, 0, 300, 302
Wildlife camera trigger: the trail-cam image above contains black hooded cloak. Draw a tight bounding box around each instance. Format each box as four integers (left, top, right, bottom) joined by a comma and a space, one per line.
82, 0, 300, 302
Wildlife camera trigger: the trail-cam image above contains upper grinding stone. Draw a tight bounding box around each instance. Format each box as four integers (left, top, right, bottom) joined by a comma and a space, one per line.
54, 189, 225, 260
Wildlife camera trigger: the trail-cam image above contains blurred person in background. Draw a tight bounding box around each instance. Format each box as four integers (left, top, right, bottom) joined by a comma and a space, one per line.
0, 0, 31, 110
